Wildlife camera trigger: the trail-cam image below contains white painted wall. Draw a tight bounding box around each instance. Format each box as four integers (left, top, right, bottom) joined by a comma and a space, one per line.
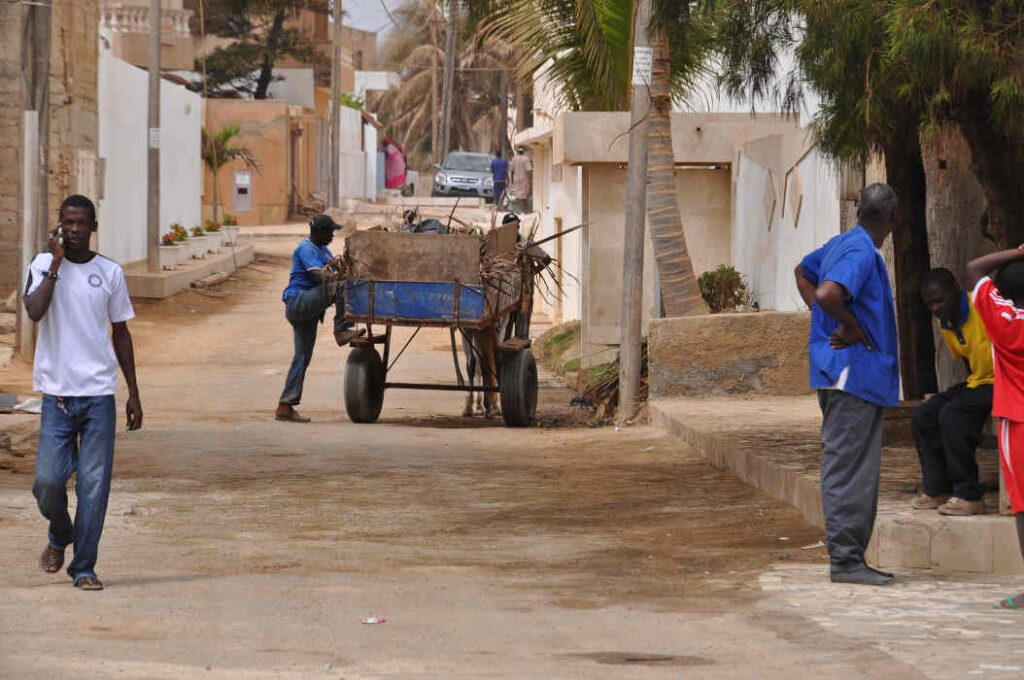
354, 70, 399, 99
732, 132, 841, 312
98, 42, 201, 265
267, 68, 315, 110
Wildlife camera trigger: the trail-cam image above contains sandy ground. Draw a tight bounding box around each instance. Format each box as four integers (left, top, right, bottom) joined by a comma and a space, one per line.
0, 236, 997, 679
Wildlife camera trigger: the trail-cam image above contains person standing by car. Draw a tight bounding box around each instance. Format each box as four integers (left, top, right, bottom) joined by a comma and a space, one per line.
24, 194, 143, 591
490, 149, 509, 205
509, 146, 532, 213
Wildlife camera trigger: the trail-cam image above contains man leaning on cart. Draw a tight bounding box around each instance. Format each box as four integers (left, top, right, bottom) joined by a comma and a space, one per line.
275, 214, 364, 423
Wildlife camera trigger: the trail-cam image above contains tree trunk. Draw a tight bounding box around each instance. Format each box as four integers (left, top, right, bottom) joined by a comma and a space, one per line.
429, 0, 439, 163
883, 131, 937, 399
439, 2, 457, 157
211, 165, 220, 222
499, 66, 508, 158
954, 91, 1024, 249
646, 31, 704, 317
616, 0, 652, 425
922, 122, 994, 391
254, 9, 286, 100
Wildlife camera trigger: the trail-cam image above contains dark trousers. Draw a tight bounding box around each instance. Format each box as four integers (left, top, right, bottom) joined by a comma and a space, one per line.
278, 284, 350, 406
818, 389, 884, 570
912, 382, 992, 501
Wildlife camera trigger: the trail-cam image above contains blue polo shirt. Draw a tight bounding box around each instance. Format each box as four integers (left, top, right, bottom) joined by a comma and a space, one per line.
800, 226, 900, 407
282, 238, 333, 302
490, 157, 508, 183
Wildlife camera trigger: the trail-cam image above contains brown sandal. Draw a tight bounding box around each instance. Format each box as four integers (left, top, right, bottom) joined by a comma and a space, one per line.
275, 406, 311, 423
40, 544, 65, 573
74, 576, 104, 591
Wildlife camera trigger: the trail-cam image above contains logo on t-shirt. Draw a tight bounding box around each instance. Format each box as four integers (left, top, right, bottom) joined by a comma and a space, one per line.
88, 274, 102, 288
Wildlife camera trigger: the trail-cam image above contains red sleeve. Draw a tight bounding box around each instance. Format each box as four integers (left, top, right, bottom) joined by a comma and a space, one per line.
973, 276, 1024, 351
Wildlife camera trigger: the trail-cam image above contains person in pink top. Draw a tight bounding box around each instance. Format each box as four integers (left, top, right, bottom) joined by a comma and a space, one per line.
383, 138, 407, 190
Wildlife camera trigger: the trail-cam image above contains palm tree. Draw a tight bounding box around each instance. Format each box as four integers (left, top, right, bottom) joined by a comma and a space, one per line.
202, 124, 260, 222
371, 0, 521, 169
483, 0, 707, 314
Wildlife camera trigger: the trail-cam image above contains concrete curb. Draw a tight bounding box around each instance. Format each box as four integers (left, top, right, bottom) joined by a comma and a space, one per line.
650, 398, 1024, 576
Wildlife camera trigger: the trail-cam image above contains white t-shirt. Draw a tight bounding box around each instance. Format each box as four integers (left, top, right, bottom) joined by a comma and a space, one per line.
26, 253, 135, 396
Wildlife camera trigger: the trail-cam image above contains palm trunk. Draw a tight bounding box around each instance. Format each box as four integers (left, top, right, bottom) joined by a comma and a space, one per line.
646, 31, 705, 316
254, 9, 286, 100
211, 165, 220, 222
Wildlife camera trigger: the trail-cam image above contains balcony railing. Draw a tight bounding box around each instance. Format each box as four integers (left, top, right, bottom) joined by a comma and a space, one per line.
101, 4, 192, 39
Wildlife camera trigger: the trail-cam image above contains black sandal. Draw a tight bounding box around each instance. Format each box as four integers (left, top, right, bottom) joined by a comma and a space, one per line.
74, 576, 104, 591
40, 544, 64, 574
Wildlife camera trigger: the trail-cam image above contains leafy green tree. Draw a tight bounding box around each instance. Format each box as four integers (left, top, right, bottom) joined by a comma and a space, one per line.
202, 124, 260, 221
715, 0, 938, 397
193, 0, 328, 99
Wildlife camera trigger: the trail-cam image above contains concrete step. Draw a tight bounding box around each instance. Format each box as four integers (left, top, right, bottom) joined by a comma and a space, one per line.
650, 396, 1023, 576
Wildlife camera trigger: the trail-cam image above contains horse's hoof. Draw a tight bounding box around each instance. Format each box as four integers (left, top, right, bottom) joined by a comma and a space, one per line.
462, 408, 474, 418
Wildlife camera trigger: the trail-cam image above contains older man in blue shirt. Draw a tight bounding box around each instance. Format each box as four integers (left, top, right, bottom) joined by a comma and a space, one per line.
794, 183, 900, 586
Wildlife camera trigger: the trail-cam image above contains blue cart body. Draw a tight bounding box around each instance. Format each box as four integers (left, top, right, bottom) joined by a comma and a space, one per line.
345, 280, 489, 326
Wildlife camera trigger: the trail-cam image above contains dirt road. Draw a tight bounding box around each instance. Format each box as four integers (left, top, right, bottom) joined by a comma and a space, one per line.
0, 238, 959, 678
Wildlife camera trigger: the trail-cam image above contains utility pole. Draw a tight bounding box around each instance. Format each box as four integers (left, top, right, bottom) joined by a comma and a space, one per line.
328, 0, 342, 207
429, 0, 439, 164
18, 0, 52, 356
146, 0, 161, 273
439, 0, 457, 158
616, 0, 653, 425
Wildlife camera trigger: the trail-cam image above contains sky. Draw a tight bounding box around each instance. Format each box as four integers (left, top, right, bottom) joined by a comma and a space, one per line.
343, 0, 403, 36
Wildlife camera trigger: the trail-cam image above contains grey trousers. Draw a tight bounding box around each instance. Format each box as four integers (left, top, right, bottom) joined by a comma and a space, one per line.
818, 389, 884, 570
278, 284, 350, 406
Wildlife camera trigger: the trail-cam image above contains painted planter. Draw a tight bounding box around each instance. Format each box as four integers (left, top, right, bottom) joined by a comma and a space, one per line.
158, 245, 181, 270
189, 236, 209, 259
223, 226, 239, 245
205, 233, 222, 254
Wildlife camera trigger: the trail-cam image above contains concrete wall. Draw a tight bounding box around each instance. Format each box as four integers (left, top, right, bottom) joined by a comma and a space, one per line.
531, 142, 582, 325
267, 68, 315, 110
648, 311, 813, 397
98, 45, 201, 265
579, 164, 733, 364
554, 112, 798, 165
732, 128, 842, 312
0, 1, 22, 297
203, 99, 291, 225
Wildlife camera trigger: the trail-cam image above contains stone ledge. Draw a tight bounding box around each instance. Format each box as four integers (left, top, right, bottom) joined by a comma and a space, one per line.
651, 396, 1023, 576
125, 242, 255, 299
648, 311, 812, 398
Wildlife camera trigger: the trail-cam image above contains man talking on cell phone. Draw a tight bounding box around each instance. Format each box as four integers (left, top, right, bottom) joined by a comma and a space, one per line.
22, 194, 143, 591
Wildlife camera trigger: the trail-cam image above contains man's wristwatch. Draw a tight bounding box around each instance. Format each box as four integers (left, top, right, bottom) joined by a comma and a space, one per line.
46, 270, 59, 281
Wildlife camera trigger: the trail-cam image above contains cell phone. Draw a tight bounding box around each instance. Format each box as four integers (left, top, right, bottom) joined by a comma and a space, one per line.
56, 224, 65, 247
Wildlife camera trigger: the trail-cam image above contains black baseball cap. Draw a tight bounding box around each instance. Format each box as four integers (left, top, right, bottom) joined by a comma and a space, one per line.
502, 212, 520, 225
309, 214, 341, 231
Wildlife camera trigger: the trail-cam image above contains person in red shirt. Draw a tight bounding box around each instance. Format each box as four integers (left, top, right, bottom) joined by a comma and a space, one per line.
966, 246, 1024, 609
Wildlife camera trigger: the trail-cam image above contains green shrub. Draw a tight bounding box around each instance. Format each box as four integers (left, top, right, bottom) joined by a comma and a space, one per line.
698, 265, 753, 313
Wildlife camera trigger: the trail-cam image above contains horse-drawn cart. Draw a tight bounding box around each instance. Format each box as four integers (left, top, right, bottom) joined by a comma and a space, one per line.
340, 222, 538, 427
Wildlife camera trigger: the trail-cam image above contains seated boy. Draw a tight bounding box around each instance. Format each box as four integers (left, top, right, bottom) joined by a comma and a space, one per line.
911, 268, 994, 515
965, 246, 1024, 609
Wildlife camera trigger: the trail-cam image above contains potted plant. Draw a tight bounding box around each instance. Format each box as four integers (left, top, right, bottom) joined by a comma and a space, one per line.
189, 225, 209, 259
203, 219, 223, 253
159, 231, 181, 270
222, 213, 239, 245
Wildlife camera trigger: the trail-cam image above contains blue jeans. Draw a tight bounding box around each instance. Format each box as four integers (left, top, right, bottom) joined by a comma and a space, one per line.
279, 284, 351, 406
33, 394, 116, 582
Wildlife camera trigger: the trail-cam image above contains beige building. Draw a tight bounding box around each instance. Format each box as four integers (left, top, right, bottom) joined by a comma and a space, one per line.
202, 99, 320, 226
100, 0, 195, 70
518, 111, 800, 364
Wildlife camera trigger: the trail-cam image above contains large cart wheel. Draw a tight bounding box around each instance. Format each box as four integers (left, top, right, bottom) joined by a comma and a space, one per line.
344, 346, 385, 423
500, 349, 538, 427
